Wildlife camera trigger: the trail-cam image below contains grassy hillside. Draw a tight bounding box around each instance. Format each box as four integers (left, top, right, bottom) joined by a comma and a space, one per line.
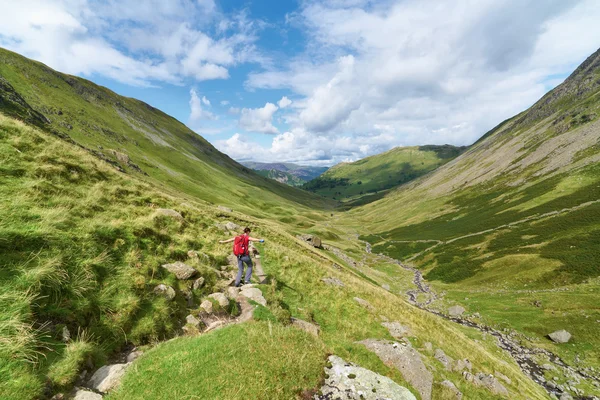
0, 47, 333, 221
243, 161, 328, 187
333, 48, 600, 377
303, 145, 464, 204
253, 168, 307, 186
0, 114, 547, 399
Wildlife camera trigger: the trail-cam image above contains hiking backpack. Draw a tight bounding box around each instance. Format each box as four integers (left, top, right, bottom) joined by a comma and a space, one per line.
233, 234, 249, 257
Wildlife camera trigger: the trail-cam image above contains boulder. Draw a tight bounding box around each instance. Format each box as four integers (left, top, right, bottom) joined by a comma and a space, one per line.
297, 234, 322, 248
471, 373, 509, 396
353, 297, 374, 311
359, 339, 433, 400
153, 284, 176, 300
200, 300, 213, 314
155, 208, 183, 220
291, 317, 320, 337
382, 321, 412, 339
73, 389, 103, 400
317, 355, 417, 400
321, 277, 344, 287
161, 261, 196, 280
448, 305, 466, 317
240, 287, 267, 306
453, 359, 473, 372
208, 292, 230, 308
434, 348, 454, 370
382, 284, 391, 291
440, 380, 463, 400
186, 314, 201, 328
225, 221, 240, 231
549, 330, 572, 343
227, 286, 240, 299
494, 371, 511, 384
126, 350, 143, 363
217, 206, 233, 213
192, 277, 205, 290
87, 363, 129, 393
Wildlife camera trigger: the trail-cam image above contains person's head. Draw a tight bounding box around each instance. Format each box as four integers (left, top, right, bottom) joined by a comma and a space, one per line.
243, 227, 251, 235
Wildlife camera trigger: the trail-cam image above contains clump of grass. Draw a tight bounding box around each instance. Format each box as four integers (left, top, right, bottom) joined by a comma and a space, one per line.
47, 332, 98, 388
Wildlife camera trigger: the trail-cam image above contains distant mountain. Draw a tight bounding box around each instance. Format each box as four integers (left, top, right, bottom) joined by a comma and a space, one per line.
242, 161, 328, 186
302, 145, 465, 204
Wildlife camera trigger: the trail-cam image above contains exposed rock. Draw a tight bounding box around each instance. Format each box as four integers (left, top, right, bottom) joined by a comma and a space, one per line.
434, 349, 454, 370
227, 286, 240, 299
155, 208, 183, 220
440, 380, 463, 400
353, 297, 374, 311
182, 289, 194, 307
321, 277, 344, 287
382, 284, 391, 291
448, 305, 466, 317
161, 261, 196, 280
382, 321, 412, 339
470, 373, 509, 396
453, 359, 473, 372
208, 292, 230, 308
560, 394, 574, 400
186, 314, 201, 328
423, 342, 433, 352
315, 355, 416, 400
542, 363, 556, 371
205, 320, 226, 332
240, 287, 267, 306
73, 389, 103, 400
494, 371, 511, 384
87, 363, 129, 393
225, 221, 240, 231
192, 277, 205, 290
358, 339, 433, 400
61, 326, 71, 342
126, 351, 143, 363
297, 234, 322, 248
109, 149, 130, 164
291, 317, 320, 337
549, 330, 572, 343
153, 284, 176, 300
200, 300, 213, 314
217, 206, 233, 213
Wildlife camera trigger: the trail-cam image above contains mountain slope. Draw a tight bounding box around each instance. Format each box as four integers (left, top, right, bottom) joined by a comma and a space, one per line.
303, 145, 465, 203
0, 47, 332, 220
243, 161, 328, 186
339, 48, 600, 376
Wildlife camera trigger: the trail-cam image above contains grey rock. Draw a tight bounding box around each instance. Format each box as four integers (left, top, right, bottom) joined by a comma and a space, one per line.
560, 394, 573, 400
61, 326, 71, 342
434, 349, 454, 370
192, 277, 205, 290
200, 300, 213, 314
227, 286, 240, 299
423, 342, 433, 352
359, 339, 433, 400
73, 389, 103, 400
291, 317, 320, 337
153, 284, 176, 300
448, 305, 466, 317
161, 261, 196, 280
87, 363, 129, 393
217, 206, 233, 213
126, 351, 143, 363
382, 322, 412, 339
453, 359, 473, 372
186, 314, 201, 328
494, 371, 511, 384
472, 373, 509, 396
549, 330, 572, 343
316, 355, 416, 400
155, 208, 183, 220
353, 297, 374, 311
225, 221, 240, 231
440, 380, 463, 400
382, 284, 391, 291
208, 292, 229, 308
297, 234, 322, 248
240, 287, 266, 306
321, 277, 344, 287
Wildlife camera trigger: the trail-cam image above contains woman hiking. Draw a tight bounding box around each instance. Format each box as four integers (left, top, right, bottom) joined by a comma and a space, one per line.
219, 227, 265, 287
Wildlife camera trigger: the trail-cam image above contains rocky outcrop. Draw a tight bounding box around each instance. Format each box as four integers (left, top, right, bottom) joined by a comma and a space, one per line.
161, 261, 196, 280
297, 234, 322, 248
240, 287, 267, 306
200, 300, 213, 314
291, 317, 320, 337
155, 208, 183, 220
192, 277, 205, 290
434, 348, 454, 370
440, 380, 463, 400
358, 339, 433, 400
87, 363, 129, 393
314, 355, 416, 400
217, 206, 233, 213
153, 284, 176, 300
208, 292, 230, 308
382, 321, 411, 339
463, 372, 509, 396
448, 305, 466, 317
548, 330, 571, 343
321, 277, 344, 287
227, 286, 240, 299
353, 297, 374, 311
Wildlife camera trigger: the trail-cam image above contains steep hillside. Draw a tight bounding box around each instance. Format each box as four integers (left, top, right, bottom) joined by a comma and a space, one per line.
303, 145, 464, 204
243, 161, 328, 186
0, 47, 332, 221
333, 48, 600, 384
253, 168, 307, 186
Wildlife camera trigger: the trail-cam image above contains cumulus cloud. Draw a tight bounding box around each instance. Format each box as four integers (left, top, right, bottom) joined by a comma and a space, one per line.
202, 96, 211, 106
189, 88, 215, 121
277, 96, 292, 108
221, 100, 230, 106
238, 103, 279, 134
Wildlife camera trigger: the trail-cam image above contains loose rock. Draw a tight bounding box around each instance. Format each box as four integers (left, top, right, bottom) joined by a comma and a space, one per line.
87, 363, 129, 393
548, 330, 572, 343
353, 297, 374, 311
434, 348, 454, 370
240, 287, 267, 306
217, 206, 233, 212
291, 317, 320, 337
73, 389, 103, 400
448, 305, 466, 317
155, 208, 183, 220
186, 314, 201, 328
382, 321, 412, 339
382, 284, 391, 291
161, 261, 197, 280
192, 277, 205, 290
153, 284, 176, 300
126, 351, 143, 363
200, 300, 213, 314
227, 286, 240, 299
453, 359, 473, 372
471, 373, 509, 396
297, 234, 322, 248
321, 277, 344, 287
208, 292, 230, 308
440, 380, 463, 400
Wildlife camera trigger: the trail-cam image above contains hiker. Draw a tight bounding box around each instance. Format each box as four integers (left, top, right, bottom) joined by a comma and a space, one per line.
219, 227, 265, 287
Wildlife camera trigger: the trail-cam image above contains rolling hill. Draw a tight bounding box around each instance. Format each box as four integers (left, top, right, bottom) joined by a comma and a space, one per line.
303, 145, 465, 204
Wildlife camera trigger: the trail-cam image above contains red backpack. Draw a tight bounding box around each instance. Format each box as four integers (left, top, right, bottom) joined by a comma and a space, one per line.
233, 234, 249, 257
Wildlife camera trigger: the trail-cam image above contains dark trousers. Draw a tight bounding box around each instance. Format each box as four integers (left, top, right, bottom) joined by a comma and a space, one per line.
235, 255, 253, 285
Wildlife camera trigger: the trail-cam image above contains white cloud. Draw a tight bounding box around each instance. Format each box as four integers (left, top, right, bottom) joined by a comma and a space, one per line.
277, 96, 292, 108
228, 107, 241, 115
238, 103, 279, 134
189, 88, 215, 121
202, 96, 211, 106
221, 100, 230, 106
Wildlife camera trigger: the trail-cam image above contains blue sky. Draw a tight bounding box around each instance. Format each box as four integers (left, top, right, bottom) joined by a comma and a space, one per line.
1, 0, 600, 166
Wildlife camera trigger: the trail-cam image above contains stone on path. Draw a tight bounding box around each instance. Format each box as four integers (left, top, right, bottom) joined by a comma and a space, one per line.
73, 389, 103, 400
208, 292, 230, 308
439, 380, 463, 400
434, 348, 454, 370
321, 277, 344, 287
236, 296, 255, 323
153, 284, 176, 300
291, 317, 320, 337
227, 286, 240, 299
548, 330, 572, 343
192, 277, 205, 290
240, 287, 267, 306
382, 321, 412, 339
448, 305, 466, 317
200, 300, 213, 314
358, 339, 433, 400
87, 363, 129, 393
155, 208, 183, 220
353, 297, 374, 311
161, 261, 196, 280
315, 355, 416, 400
